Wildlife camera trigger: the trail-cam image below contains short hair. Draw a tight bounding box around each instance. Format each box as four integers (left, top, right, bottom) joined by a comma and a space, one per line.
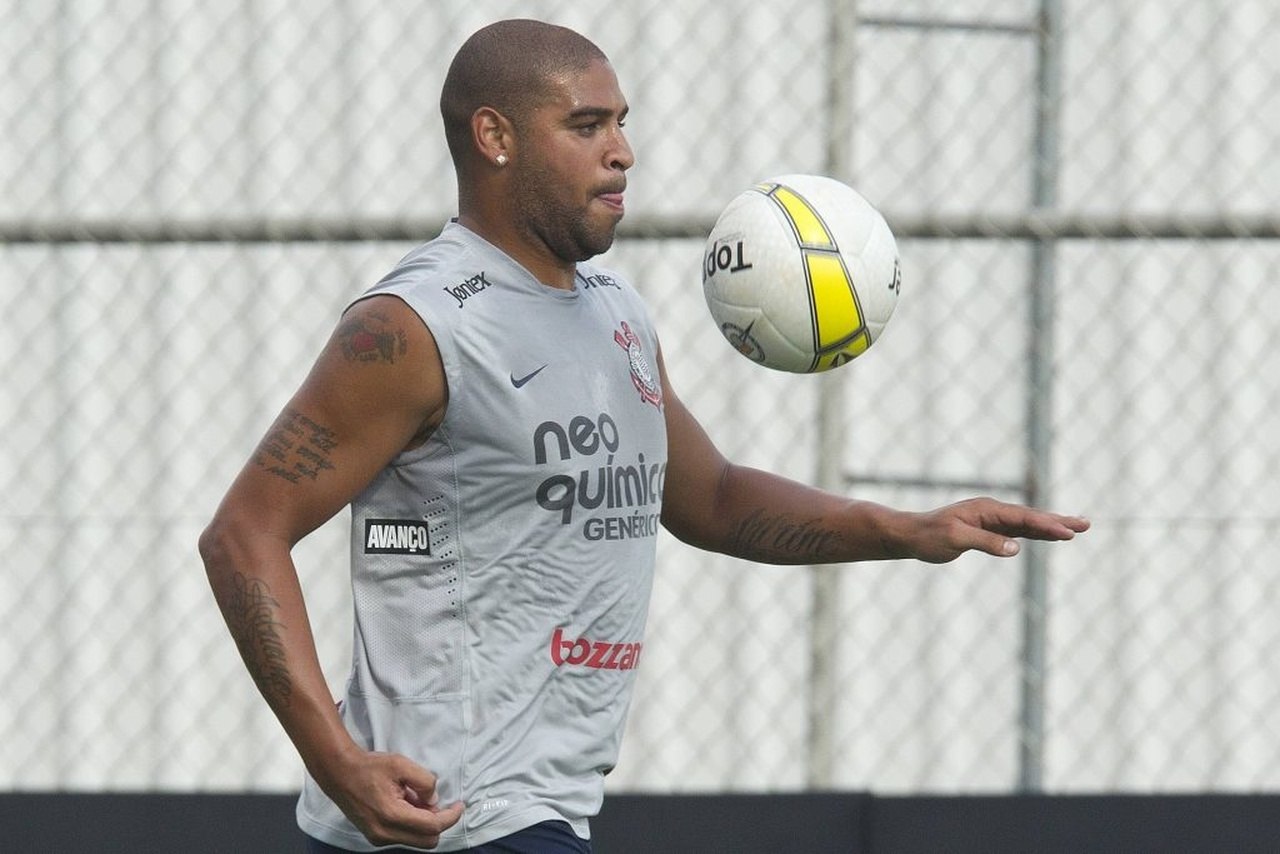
440, 19, 608, 166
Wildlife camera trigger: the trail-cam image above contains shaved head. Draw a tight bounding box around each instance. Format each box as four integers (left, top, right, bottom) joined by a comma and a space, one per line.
440, 19, 609, 168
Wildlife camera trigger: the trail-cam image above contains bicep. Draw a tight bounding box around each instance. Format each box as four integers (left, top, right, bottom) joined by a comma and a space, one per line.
214, 295, 447, 546
656, 344, 732, 548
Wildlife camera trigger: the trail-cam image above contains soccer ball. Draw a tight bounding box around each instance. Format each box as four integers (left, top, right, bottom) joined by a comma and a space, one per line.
701, 173, 900, 373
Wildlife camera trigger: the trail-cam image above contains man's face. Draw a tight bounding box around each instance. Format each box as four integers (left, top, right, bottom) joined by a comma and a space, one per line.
510, 58, 635, 264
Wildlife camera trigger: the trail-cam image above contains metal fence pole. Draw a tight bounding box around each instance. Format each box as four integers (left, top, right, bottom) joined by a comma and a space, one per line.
1017, 0, 1064, 793
807, 0, 859, 790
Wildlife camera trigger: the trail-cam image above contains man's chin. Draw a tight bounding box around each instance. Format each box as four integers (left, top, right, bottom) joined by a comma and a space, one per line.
572, 229, 618, 262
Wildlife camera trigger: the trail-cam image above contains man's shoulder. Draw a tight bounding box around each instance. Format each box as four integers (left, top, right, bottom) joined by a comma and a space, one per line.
364, 226, 486, 304
387, 227, 476, 282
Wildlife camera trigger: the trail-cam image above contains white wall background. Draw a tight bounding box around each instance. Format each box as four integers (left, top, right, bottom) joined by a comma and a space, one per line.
3, 0, 1279, 794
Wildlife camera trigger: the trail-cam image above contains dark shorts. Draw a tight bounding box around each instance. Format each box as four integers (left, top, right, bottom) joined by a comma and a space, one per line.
305, 819, 591, 854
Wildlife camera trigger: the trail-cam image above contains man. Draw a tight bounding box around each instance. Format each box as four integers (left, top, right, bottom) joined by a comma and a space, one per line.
198, 18, 1088, 854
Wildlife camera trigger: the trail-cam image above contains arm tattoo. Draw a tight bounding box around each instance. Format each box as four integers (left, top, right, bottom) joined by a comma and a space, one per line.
226, 572, 292, 707
253, 408, 338, 485
730, 508, 843, 563
337, 310, 408, 364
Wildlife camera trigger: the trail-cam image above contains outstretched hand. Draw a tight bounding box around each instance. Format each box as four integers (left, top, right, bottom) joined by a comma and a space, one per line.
320, 748, 464, 849
907, 497, 1089, 564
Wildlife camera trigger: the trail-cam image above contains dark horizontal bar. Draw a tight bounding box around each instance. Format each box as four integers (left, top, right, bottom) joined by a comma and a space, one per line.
858, 15, 1039, 35
3, 211, 1280, 245
887, 211, 1280, 240
845, 474, 1025, 493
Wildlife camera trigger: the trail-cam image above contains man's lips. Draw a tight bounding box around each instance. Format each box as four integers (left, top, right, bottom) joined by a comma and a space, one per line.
596, 191, 625, 211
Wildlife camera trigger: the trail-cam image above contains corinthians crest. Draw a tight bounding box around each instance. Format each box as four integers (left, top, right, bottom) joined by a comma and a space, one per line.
614, 321, 662, 409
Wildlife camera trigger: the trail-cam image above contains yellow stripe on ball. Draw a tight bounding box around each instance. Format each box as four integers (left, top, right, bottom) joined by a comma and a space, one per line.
769, 185, 836, 249
813, 332, 871, 371
806, 251, 864, 349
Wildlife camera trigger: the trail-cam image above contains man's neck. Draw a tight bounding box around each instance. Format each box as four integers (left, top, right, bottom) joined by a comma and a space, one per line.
455, 212, 577, 291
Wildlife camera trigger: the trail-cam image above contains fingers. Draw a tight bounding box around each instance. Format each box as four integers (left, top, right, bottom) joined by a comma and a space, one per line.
363, 794, 463, 850
1013, 510, 1090, 541
394, 755, 445, 803
385, 756, 464, 838
377, 797, 464, 850
967, 498, 1090, 542
917, 499, 1089, 562
336, 752, 464, 849
428, 799, 466, 830
963, 526, 1022, 559
1060, 514, 1092, 533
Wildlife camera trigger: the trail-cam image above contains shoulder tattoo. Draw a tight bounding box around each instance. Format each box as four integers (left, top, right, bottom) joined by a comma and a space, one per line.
337, 309, 408, 364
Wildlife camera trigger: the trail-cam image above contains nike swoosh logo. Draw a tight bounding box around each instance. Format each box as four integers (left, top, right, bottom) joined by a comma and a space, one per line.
510, 364, 548, 388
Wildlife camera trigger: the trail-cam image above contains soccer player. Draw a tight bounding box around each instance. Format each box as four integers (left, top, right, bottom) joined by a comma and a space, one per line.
198, 18, 1089, 853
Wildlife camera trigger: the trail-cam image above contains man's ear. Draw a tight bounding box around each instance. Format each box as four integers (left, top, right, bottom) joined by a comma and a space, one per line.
472, 106, 514, 168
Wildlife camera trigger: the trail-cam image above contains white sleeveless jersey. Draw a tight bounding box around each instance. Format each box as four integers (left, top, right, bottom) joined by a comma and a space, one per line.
297, 222, 668, 851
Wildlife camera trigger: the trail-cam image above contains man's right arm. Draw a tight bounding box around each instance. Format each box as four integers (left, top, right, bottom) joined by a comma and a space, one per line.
198, 295, 463, 848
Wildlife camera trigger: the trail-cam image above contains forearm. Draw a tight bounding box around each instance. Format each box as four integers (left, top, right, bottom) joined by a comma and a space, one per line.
671, 462, 912, 565
668, 461, 1089, 566
199, 520, 357, 787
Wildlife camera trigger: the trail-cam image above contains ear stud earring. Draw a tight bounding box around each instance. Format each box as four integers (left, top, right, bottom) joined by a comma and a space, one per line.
496, 154, 508, 166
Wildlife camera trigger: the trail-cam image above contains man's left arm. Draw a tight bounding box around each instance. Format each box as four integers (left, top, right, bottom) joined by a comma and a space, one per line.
656, 346, 1089, 565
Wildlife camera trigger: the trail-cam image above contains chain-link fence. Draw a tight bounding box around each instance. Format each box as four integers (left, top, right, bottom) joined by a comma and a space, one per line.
4, 0, 1279, 795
